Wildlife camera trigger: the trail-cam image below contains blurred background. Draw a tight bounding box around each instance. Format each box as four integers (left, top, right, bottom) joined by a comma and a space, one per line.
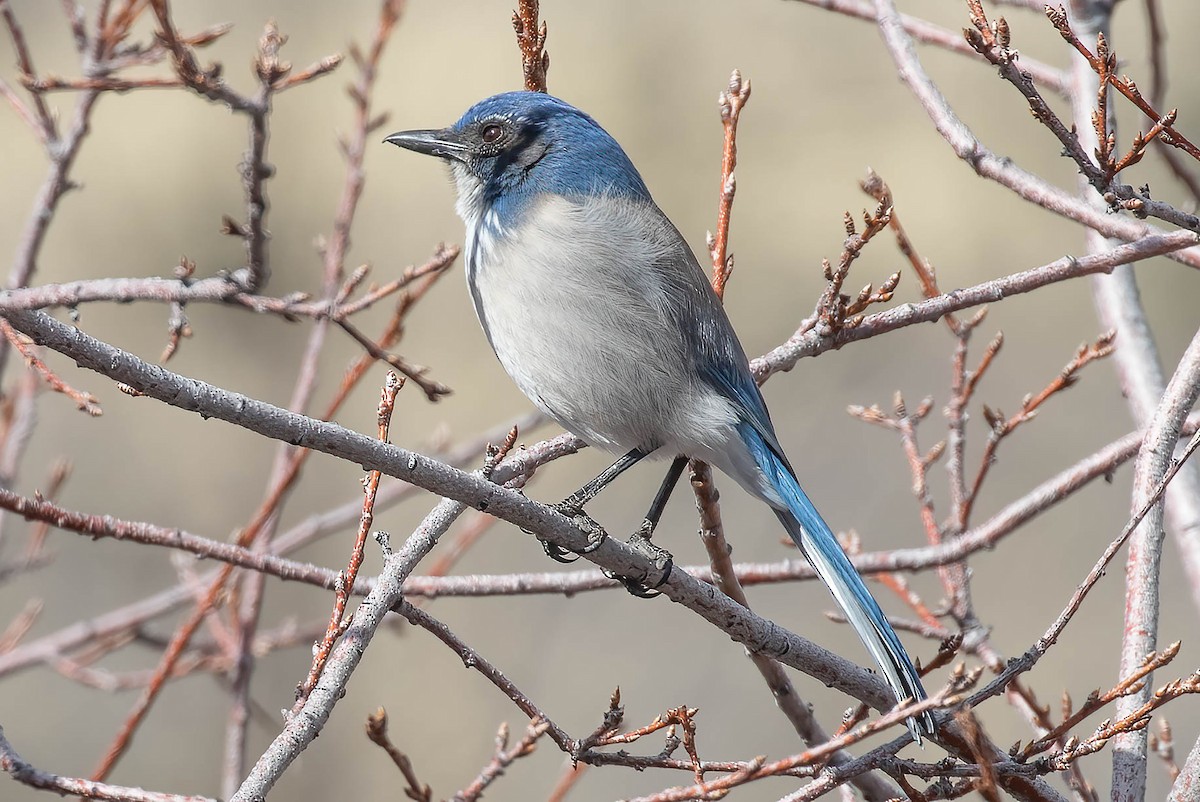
2, 1, 1199, 799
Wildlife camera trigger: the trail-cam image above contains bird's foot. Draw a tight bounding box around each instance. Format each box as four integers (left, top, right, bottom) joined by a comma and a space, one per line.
529, 501, 608, 563
605, 519, 673, 598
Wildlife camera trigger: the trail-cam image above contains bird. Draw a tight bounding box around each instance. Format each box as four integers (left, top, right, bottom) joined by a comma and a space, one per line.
385, 90, 934, 741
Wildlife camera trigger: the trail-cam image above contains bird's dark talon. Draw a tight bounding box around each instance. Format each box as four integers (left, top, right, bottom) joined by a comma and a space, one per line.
520, 523, 578, 561
599, 567, 660, 598
622, 576, 665, 598
529, 501, 609, 563
650, 555, 673, 588
540, 538, 581, 563
598, 525, 674, 598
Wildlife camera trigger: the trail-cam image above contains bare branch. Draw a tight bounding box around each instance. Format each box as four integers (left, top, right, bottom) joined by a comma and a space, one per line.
1, 724, 216, 802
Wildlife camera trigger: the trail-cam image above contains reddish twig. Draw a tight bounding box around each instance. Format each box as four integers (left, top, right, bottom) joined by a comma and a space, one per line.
546, 761, 589, 802
1149, 718, 1180, 782
1046, 5, 1200, 162
860, 168, 958, 331
398, 601, 575, 754
692, 74, 899, 799
21, 458, 70, 565
813, 200, 898, 337
512, 0, 549, 92
223, 152, 422, 783
871, 0, 1200, 272
1021, 642, 1184, 760
90, 559, 237, 781
1134, 0, 1200, 204
0, 599, 42, 654
621, 675, 969, 802
452, 720, 550, 802
754, 230, 1198, 384
964, 331, 1117, 523
593, 705, 704, 783
27, 75, 184, 91
337, 317, 451, 400
0, 0, 58, 139
320, 0, 403, 294
962, 2, 1200, 233
275, 54, 343, 92
365, 707, 433, 802
0, 245, 458, 319
292, 371, 403, 712
0, 319, 100, 415
708, 69, 750, 299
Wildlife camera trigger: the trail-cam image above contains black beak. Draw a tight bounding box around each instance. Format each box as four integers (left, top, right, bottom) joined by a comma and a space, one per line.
383, 128, 470, 162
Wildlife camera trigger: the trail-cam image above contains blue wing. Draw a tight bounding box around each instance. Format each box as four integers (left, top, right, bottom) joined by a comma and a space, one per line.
646, 206, 934, 739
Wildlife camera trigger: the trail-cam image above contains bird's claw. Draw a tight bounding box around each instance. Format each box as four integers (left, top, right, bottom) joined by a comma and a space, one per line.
610, 572, 666, 598
540, 539, 581, 563
528, 501, 608, 563
604, 523, 673, 598
530, 503, 672, 597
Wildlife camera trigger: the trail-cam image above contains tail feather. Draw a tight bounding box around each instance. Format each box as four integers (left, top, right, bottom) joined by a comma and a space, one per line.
745, 427, 935, 741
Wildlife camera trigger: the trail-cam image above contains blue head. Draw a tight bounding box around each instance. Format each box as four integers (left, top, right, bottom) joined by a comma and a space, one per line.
385, 91, 651, 224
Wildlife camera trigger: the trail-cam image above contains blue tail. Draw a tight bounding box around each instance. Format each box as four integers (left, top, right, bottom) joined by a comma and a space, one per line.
740, 423, 935, 741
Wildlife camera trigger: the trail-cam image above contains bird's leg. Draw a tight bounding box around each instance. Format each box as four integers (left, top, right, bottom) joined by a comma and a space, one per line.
556, 447, 649, 513
613, 456, 686, 597
536, 447, 650, 562
630, 456, 687, 545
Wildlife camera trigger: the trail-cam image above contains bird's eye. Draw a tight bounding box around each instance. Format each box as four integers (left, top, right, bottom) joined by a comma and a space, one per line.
481, 124, 503, 144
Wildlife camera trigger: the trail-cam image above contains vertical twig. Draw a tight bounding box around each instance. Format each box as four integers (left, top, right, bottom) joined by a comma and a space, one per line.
545, 761, 588, 802
512, 0, 549, 92
1060, 2, 1200, 794
708, 70, 750, 300
0, 0, 59, 139
291, 371, 403, 713
694, 70, 896, 800
220, 4, 403, 790
1114, 326, 1200, 801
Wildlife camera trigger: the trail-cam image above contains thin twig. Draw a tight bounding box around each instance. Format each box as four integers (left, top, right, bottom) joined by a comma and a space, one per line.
365, 708, 433, 802
452, 720, 550, 802
292, 371, 403, 712
512, 0, 549, 92
708, 69, 750, 300
1, 724, 216, 802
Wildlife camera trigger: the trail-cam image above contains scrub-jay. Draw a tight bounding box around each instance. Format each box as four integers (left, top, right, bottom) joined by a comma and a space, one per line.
385, 91, 934, 740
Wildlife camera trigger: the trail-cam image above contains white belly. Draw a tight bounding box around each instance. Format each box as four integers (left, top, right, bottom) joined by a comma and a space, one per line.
468, 199, 676, 451
464, 194, 736, 457
456, 190, 787, 506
